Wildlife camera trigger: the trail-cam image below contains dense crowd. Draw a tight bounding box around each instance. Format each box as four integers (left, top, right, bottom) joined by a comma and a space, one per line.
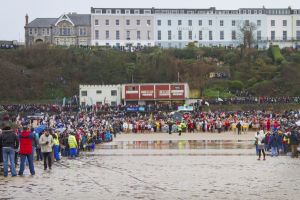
206, 96, 300, 105
2, 96, 300, 114
1, 104, 300, 177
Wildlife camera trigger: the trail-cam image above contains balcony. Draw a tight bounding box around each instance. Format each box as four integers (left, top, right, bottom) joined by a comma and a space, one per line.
257, 37, 300, 43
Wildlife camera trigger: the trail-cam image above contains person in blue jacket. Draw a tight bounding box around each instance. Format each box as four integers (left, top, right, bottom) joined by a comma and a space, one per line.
275, 131, 283, 154
269, 131, 278, 157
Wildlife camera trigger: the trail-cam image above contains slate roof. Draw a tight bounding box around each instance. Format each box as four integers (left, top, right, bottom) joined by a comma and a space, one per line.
26, 14, 91, 28
27, 18, 57, 28
68, 14, 91, 26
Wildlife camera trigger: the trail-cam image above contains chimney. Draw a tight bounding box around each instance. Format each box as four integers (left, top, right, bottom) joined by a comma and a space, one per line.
25, 14, 29, 26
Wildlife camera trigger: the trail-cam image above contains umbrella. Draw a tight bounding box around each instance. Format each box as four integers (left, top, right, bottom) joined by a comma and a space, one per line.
56, 128, 66, 133
217, 98, 224, 102
34, 125, 46, 134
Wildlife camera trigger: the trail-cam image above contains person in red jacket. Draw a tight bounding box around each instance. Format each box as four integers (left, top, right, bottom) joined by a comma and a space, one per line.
18, 126, 35, 176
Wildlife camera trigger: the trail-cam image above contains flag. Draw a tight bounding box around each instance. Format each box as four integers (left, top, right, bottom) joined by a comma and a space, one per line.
74, 95, 78, 105
62, 97, 66, 106
149, 113, 153, 122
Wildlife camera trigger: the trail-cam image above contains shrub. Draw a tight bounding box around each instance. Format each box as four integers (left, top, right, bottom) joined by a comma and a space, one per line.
224, 52, 240, 65
228, 80, 244, 92
289, 53, 300, 63
270, 45, 285, 64
204, 89, 233, 98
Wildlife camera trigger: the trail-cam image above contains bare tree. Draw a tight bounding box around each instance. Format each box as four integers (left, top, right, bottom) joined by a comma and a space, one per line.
237, 21, 257, 49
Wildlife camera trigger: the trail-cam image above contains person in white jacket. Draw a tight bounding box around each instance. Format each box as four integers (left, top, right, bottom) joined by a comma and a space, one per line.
39, 129, 54, 170
255, 130, 266, 160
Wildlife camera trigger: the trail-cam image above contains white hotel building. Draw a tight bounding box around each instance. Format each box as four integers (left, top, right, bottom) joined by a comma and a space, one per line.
91, 8, 155, 47
91, 7, 300, 49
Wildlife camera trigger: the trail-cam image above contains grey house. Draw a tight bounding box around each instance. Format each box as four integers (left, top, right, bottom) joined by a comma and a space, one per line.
25, 13, 91, 46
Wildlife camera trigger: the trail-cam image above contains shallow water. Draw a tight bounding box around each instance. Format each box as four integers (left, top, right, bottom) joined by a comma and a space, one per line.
1, 140, 300, 200
99, 140, 255, 150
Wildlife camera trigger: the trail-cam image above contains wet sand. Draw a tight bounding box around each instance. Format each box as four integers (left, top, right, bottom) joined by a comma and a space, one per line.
1, 132, 300, 200
112, 131, 256, 142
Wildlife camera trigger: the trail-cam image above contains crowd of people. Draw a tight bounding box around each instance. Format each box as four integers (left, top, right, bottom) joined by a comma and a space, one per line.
1, 103, 300, 177
2, 96, 300, 115
206, 96, 300, 105
0, 110, 114, 177
255, 128, 299, 161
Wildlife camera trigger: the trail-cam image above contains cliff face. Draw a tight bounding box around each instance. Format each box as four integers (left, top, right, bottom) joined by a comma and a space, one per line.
0, 45, 299, 102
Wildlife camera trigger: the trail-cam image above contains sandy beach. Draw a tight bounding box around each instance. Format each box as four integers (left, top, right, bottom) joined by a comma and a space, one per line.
1, 132, 300, 200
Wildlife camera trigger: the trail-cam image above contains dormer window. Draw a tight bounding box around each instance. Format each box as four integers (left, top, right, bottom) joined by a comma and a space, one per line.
116, 9, 121, 14
134, 10, 139, 14
125, 10, 130, 14
144, 10, 151, 14
106, 9, 111, 14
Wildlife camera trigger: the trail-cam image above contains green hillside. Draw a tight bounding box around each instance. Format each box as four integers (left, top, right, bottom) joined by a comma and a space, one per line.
0, 44, 300, 102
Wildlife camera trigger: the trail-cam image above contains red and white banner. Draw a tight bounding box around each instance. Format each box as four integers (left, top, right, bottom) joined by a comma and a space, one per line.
124, 85, 139, 100
170, 85, 185, 99
124, 83, 186, 100
140, 85, 154, 99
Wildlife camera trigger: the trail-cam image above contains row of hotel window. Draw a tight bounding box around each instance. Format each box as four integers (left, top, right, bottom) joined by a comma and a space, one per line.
95, 30, 151, 40
158, 30, 300, 41
95, 30, 300, 41
157, 19, 297, 27
154, 9, 295, 15
95, 9, 151, 15
95, 8, 300, 15
29, 28, 87, 36
81, 90, 118, 96
95, 19, 151, 26
95, 19, 300, 27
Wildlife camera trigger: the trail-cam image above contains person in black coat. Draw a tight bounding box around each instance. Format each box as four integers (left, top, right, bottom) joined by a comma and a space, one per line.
290, 129, 299, 158
167, 120, 173, 135
0, 122, 19, 177
0, 129, 2, 163
236, 122, 242, 135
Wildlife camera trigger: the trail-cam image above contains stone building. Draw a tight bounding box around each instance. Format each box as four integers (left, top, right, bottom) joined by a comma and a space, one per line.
25, 13, 91, 46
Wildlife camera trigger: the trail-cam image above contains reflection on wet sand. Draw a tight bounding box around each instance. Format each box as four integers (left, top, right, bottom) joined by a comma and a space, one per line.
1, 139, 300, 200
99, 140, 255, 150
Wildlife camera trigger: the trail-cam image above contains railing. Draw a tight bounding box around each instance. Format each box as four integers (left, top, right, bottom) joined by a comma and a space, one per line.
257, 37, 300, 42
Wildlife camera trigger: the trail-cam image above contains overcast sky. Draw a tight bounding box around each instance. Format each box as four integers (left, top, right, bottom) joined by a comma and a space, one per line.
1, 0, 300, 42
